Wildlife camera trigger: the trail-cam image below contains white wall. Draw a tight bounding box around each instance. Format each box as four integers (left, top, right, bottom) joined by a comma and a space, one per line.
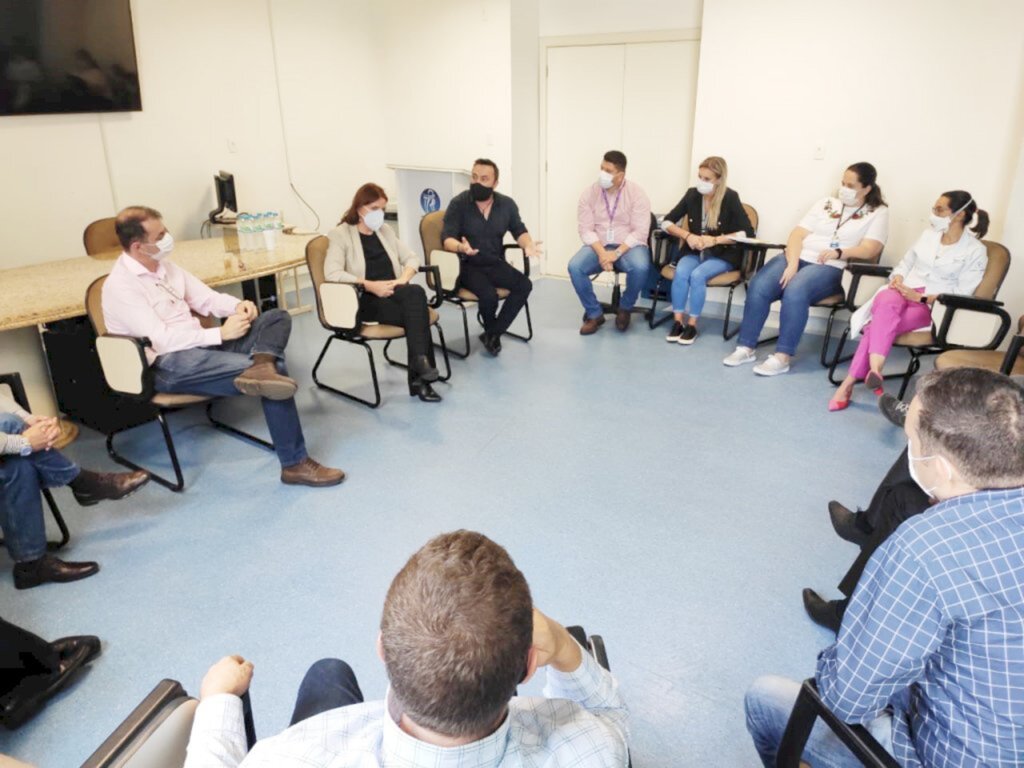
539, 0, 703, 37
691, 0, 1024, 304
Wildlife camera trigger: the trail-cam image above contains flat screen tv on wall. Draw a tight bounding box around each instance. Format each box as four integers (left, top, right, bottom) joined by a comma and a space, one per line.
0, 0, 142, 117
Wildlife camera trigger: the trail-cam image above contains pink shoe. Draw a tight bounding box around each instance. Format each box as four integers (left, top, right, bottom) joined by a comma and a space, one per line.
828, 397, 851, 412
865, 371, 884, 395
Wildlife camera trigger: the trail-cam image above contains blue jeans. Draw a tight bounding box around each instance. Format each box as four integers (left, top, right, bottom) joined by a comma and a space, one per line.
0, 414, 80, 562
670, 254, 732, 317
152, 310, 306, 467
737, 256, 843, 355
289, 658, 364, 726
568, 245, 651, 319
745, 675, 893, 768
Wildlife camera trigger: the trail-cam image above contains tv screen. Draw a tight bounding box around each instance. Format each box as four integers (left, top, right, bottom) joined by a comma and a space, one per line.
0, 0, 142, 116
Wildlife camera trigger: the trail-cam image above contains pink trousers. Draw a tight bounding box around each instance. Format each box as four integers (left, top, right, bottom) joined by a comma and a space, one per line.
850, 287, 932, 379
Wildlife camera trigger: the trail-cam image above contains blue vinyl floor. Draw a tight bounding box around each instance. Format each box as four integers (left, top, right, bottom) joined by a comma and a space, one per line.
0, 278, 913, 766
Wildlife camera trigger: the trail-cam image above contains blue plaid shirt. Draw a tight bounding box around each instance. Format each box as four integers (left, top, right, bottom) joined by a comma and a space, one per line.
817, 487, 1024, 767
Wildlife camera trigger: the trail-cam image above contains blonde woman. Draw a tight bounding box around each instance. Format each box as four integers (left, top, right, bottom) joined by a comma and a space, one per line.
660, 157, 753, 344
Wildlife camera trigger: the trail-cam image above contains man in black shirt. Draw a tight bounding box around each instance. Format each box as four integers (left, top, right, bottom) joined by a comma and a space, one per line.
441, 159, 542, 356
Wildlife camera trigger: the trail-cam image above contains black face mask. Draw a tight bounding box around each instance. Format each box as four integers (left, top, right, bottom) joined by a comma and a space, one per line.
470, 183, 493, 202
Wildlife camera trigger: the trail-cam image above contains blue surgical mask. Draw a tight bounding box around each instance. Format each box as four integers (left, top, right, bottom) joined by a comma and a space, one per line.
363, 208, 385, 232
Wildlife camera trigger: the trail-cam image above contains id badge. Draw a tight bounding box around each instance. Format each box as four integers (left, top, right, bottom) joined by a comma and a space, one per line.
606, 226, 615, 243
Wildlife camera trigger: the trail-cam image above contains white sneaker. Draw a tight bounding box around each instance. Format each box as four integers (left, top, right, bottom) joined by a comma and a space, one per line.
722, 346, 757, 367
753, 354, 790, 376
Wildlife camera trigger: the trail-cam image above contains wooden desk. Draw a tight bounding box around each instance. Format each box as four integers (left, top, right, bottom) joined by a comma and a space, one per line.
0, 232, 314, 332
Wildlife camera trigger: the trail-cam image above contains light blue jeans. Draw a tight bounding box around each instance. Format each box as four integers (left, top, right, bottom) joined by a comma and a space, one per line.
744, 675, 894, 767
737, 256, 843, 355
568, 245, 651, 320
670, 254, 732, 317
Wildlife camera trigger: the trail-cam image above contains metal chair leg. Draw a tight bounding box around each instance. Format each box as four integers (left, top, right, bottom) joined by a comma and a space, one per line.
42, 489, 70, 551
312, 335, 383, 408
827, 328, 852, 385
504, 301, 534, 343
898, 354, 921, 399
648, 277, 674, 329
722, 285, 742, 340
106, 412, 186, 492
433, 324, 453, 382
205, 403, 274, 450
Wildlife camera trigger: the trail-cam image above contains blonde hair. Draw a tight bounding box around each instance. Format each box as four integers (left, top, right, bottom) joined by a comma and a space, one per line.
699, 156, 728, 231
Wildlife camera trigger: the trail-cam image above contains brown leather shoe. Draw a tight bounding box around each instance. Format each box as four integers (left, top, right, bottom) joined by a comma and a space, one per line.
615, 309, 631, 331
579, 315, 605, 335
281, 457, 346, 487
233, 362, 298, 401
70, 469, 150, 506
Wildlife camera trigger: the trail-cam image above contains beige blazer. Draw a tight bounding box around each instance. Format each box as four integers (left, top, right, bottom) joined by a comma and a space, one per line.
324, 222, 419, 283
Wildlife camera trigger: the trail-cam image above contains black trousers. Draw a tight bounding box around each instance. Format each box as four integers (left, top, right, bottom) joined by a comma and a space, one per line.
458, 260, 532, 335
0, 617, 58, 697
838, 447, 931, 598
360, 284, 434, 372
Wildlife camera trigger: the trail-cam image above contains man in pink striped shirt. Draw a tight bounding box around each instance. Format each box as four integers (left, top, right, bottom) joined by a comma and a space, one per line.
569, 151, 652, 334
102, 206, 344, 488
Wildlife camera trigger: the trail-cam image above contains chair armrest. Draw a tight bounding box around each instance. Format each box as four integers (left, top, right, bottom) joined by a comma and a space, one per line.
1002, 335, 1024, 376
429, 249, 461, 293
845, 263, 892, 278
503, 243, 530, 277
96, 335, 155, 399
0, 372, 30, 411
318, 282, 362, 331
776, 679, 899, 768
81, 679, 195, 768
419, 265, 444, 308
650, 229, 677, 269
933, 295, 1012, 349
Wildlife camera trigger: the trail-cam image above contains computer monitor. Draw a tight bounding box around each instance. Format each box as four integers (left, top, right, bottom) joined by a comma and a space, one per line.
209, 171, 238, 222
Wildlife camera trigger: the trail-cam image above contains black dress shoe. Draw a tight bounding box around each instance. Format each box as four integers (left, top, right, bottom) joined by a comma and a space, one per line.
13, 555, 100, 590
879, 393, 910, 427
802, 588, 846, 634
410, 354, 440, 383
0, 636, 101, 729
70, 469, 150, 506
828, 500, 871, 547
478, 333, 501, 356
409, 380, 442, 402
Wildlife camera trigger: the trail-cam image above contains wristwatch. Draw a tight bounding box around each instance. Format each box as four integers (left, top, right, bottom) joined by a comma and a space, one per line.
19, 440, 32, 456
835, 248, 843, 260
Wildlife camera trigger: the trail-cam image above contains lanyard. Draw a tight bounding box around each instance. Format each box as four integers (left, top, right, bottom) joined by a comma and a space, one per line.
602, 185, 623, 224
833, 203, 865, 235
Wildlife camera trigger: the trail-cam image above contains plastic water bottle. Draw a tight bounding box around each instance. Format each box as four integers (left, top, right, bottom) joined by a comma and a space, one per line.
237, 214, 251, 251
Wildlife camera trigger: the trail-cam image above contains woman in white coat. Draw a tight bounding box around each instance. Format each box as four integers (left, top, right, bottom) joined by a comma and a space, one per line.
829, 190, 989, 411
325, 183, 441, 402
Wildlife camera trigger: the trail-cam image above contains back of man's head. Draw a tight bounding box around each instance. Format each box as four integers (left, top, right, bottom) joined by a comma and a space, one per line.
916, 367, 1024, 489
380, 530, 533, 738
115, 205, 162, 251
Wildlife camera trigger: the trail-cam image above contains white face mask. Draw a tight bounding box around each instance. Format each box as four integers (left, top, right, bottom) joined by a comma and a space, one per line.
907, 439, 950, 498
144, 233, 174, 261
837, 186, 859, 206
929, 198, 973, 233
696, 179, 715, 195
598, 170, 615, 190
362, 208, 385, 232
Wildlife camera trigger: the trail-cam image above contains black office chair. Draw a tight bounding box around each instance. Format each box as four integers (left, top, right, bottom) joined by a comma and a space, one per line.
0, 372, 70, 550
775, 678, 899, 768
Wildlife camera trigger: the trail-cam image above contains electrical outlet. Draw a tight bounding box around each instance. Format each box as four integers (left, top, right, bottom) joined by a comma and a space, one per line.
227, 138, 238, 154
813, 143, 825, 160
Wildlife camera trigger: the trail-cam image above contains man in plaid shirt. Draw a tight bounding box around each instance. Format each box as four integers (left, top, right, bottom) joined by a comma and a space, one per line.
746, 367, 1024, 766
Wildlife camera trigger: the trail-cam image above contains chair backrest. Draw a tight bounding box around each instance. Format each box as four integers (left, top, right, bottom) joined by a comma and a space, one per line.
84, 217, 121, 258
419, 211, 447, 290
975, 240, 1011, 300
740, 203, 759, 276
305, 235, 360, 330
742, 203, 759, 234
86, 276, 108, 335
86, 276, 150, 397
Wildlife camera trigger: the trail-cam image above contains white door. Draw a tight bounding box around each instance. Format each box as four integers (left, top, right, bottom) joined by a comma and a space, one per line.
544, 39, 700, 277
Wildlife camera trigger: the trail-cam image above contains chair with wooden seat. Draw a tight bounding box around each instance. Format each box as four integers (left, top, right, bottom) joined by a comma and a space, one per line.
0, 372, 70, 550
935, 314, 1024, 376
306, 236, 451, 408
83, 217, 121, 258
828, 241, 1012, 397
418, 210, 533, 358
85, 277, 274, 492
648, 204, 759, 339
